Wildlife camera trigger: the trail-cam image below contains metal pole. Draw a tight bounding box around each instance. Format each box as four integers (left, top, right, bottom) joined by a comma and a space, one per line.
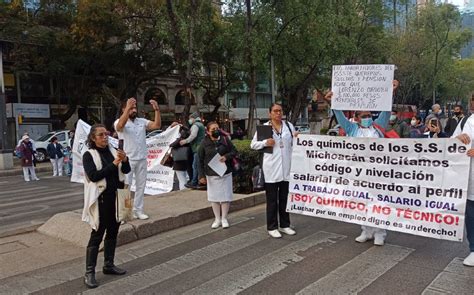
0, 44, 7, 150
270, 55, 275, 103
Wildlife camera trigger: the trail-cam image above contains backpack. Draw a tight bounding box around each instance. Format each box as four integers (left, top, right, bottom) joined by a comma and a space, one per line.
15, 145, 24, 159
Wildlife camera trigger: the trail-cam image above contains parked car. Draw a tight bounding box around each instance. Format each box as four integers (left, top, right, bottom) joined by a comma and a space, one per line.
295, 125, 311, 134
35, 130, 71, 162
327, 124, 341, 136
146, 129, 163, 139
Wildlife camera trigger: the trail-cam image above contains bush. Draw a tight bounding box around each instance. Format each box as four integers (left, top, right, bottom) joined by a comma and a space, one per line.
232, 139, 260, 194
320, 128, 329, 135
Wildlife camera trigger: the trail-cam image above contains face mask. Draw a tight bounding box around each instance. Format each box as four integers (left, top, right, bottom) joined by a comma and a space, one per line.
211, 130, 220, 138
454, 111, 461, 116
390, 115, 397, 121
411, 120, 417, 126
360, 118, 373, 128
437, 110, 442, 115
188, 119, 194, 125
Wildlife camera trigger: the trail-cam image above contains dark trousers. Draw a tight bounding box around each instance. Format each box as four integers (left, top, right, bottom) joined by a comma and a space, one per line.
264, 181, 290, 230
87, 193, 120, 248
466, 200, 474, 252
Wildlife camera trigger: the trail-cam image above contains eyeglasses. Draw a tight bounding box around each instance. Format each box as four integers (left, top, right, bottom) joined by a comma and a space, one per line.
95, 132, 107, 137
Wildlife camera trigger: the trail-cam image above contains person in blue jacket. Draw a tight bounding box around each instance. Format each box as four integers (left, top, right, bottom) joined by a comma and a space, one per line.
323, 80, 399, 246
47, 136, 64, 176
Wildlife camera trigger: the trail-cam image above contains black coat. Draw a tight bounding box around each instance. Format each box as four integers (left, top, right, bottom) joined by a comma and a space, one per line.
47, 142, 64, 159
198, 135, 237, 178
169, 127, 193, 171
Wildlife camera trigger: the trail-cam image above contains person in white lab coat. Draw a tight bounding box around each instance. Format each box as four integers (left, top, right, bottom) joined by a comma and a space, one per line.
251, 103, 298, 238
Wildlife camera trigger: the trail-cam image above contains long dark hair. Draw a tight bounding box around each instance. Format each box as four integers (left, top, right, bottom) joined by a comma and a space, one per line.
86, 124, 107, 149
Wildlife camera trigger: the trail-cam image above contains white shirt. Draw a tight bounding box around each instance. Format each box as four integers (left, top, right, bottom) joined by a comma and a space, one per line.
251, 121, 295, 183
356, 126, 380, 138
451, 115, 474, 201
114, 118, 150, 161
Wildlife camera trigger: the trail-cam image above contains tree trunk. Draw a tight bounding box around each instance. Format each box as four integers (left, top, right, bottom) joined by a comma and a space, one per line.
246, 0, 257, 138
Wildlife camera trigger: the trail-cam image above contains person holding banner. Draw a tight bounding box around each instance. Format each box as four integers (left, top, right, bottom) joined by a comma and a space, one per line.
250, 103, 298, 238
198, 121, 237, 229
323, 80, 399, 246
114, 97, 161, 220
453, 117, 474, 266
82, 124, 131, 288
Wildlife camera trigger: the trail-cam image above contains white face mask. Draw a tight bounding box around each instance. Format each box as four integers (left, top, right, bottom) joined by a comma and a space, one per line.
411, 120, 417, 126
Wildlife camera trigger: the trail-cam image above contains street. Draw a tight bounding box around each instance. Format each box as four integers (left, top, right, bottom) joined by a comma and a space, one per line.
1, 205, 473, 294
0, 173, 83, 237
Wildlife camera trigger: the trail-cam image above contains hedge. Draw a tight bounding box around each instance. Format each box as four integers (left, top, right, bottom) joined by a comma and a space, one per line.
232, 139, 261, 194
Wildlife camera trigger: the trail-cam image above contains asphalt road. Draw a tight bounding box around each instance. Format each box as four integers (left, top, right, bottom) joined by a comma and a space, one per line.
4, 205, 472, 295
0, 172, 83, 237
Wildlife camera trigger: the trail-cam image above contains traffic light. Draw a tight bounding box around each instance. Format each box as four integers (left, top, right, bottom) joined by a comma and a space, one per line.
18, 115, 23, 124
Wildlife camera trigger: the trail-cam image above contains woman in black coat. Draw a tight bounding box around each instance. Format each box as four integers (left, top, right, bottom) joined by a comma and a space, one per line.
198, 121, 237, 229
82, 124, 131, 288
169, 125, 193, 190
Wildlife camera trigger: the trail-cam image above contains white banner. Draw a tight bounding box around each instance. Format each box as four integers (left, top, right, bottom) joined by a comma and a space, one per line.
71, 120, 180, 195
331, 64, 394, 111
287, 135, 470, 241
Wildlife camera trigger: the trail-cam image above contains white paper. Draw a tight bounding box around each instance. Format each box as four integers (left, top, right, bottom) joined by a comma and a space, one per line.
331, 64, 394, 111
208, 154, 227, 177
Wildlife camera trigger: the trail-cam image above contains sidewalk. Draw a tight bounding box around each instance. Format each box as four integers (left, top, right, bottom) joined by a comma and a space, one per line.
0, 159, 53, 177
0, 188, 265, 281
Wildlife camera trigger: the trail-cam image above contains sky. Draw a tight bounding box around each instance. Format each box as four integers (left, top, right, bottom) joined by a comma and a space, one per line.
448, 0, 465, 8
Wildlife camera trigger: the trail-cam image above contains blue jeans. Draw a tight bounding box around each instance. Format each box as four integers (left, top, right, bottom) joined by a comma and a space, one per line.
192, 152, 199, 186
466, 200, 474, 252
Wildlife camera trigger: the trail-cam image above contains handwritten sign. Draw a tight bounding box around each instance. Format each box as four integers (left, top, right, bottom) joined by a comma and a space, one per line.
331, 64, 394, 111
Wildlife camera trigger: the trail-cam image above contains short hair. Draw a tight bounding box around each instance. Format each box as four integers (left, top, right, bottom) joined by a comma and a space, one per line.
206, 121, 219, 130
432, 104, 441, 110
269, 103, 283, 112
454, 105, 464, 110
413, 115, 422, 122
50, 136, 58, 142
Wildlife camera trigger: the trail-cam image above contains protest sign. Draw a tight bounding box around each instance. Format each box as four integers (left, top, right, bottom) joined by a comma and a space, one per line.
331, 64, 394, 111
71, 119, 179, 195
287, 135, 470, 241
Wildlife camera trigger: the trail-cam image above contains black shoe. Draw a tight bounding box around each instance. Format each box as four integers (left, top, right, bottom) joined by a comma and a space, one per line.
84, 273, 98, 288
85, 246, 99, 288
196, 184, 207, 190
103, 265, 127, 275
103, 239, 126, 276
185, 183, 197, 189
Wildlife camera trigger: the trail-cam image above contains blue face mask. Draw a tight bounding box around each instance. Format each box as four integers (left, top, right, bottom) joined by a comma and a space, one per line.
360, 118, 373, 128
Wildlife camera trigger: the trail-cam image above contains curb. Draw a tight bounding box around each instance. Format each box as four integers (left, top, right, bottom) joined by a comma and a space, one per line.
0, 165, 53, 177
37, 191, 266, 248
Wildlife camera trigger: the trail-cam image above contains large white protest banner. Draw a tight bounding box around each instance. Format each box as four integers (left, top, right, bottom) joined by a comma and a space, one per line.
71, 119, 179, 195
287, 135, 470, 241
331, 64, 394, 111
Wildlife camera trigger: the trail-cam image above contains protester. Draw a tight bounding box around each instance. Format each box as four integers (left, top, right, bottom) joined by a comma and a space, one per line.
114, 97, 161, 220
198, 121, 237, 229
386, 110, 410, 138
47, 136, 64, 177
409, 115, 425, 138
180, 112, 206, 189
82, 124, 131, 288
17, 132, 36, 152
250, 103, 298, 238
19, 135, 39, 182
425, 104, 446, 130
323, 80, 399, 246
445, 105, 466, 137
66, 130, 75, 176
423, 118, 447, 138
169, 125, 192, 190
453, 117, 474, 266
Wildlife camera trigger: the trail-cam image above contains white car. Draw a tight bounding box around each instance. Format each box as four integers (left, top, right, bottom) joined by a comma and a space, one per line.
295, 126, 310, 134
34, 130, 71, 162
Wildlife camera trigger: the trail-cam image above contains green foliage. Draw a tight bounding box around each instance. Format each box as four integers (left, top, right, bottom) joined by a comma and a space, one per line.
232, 139, 260, 194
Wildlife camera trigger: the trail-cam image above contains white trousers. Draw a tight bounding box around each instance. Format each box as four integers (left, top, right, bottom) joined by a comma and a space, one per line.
127, 159, 148, 213
23, 166, 38, 181
175, 170, 188, 190
50, 158, 64, 176
361, 226, 387, 240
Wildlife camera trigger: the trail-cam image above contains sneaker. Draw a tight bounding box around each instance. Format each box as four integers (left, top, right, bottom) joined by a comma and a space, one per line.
374, 237, 385, 246
268, 230, 282, 238
25, 179, 30, 182
211, 219, 221, 229
34, 178, 40, 181
133, 212, 149, 220
280, 227, 296, 235
196, 184, 207, 190
221, 219, 229, 229
355, 234, 373, 243
463, 252, 474, 266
